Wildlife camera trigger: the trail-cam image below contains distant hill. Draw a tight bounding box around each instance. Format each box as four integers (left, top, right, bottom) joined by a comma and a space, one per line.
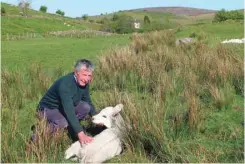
127, 7, 217, 16
88, 7, 219, 27
88, 7, 244, 27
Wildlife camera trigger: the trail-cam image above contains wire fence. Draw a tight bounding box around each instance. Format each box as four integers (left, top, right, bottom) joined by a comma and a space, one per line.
47, 29, 115, 38
4, 33, 43, 41
2, 29, 116, 41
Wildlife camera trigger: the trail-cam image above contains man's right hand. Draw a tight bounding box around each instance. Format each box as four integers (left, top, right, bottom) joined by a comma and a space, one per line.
77, 131, 93, 144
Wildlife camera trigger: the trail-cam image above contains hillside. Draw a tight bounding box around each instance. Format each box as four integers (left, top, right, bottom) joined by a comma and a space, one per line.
88, 9, 215, 27
88, 7, 244, 26
1, 3, 101, 36
90, 10, 184, 22
129, 7, 217, 16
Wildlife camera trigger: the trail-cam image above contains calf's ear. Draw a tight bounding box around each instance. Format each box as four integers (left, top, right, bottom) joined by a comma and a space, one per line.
113, 104, 124, 116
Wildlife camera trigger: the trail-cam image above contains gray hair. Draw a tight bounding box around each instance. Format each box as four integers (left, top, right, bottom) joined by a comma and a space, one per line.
74, 59, 94, 72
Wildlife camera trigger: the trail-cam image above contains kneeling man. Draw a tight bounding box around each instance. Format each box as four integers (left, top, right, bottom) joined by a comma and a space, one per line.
35, 59, 97, 144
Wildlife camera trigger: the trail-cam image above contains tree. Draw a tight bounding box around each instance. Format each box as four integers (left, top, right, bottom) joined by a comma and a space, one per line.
39, 5, 47, 13
115, 15, 135, 34
56, 9, 65, 16
229, 10, 244, 20
214, 9, 227, 22
82, 14, 88, 21
144, 15, 151, 24
98, 17, 109, 24
213, 9, 244, 22
18, 0, 31, 16
1, 7, 6, 15
99, 14, 136, 34
112, 14, 120, 21
100, 20, 117, 33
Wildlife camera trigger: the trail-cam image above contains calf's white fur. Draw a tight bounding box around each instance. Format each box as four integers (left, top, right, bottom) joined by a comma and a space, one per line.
65, 104, 125, 163
221, 38, 245, 44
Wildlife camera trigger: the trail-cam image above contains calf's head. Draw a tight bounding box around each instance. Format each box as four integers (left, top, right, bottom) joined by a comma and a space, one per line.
92, 104, 123, 128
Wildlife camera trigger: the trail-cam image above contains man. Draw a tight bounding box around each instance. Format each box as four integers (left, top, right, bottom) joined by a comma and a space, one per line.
36, 59, 97, 144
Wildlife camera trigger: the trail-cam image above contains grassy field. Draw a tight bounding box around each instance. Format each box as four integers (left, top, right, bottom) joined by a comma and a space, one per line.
1, 17, 88, 35
176, 22, 244, 39
1, 8, 244, 163
1, 35, 130, 71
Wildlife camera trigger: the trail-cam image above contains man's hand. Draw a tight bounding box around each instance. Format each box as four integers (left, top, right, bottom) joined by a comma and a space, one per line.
78, 131, 93, 144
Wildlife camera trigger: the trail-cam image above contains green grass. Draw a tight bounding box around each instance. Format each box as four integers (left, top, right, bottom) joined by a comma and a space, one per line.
189, 13, 215, 21
197, 101, 244, 162
173, 13, 215, 25
176, 22, 244, 39
175, 22, 244, 46
1, 35, 130, 71
1, 17, 88, 35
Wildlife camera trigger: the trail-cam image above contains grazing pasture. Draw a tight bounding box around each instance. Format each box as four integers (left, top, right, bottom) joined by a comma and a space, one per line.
1, 35, 130, 71
2, 26, 244, 163
1, 3, 244, 162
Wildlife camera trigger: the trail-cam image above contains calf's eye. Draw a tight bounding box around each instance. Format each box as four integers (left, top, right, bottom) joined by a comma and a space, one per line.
102, 115, 107, 118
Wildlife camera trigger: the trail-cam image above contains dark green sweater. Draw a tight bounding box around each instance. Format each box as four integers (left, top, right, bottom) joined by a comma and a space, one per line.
39, 72, 96, 134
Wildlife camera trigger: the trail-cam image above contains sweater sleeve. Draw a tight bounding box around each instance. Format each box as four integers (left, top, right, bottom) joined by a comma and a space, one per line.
58, 82, 83, 134
82, 85, 97, 116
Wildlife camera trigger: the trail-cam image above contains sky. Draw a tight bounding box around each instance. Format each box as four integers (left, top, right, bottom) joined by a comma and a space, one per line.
1, 0, 244, 18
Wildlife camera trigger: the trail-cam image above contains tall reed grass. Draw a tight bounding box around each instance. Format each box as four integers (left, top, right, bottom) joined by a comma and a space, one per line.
92, 30, 244, 162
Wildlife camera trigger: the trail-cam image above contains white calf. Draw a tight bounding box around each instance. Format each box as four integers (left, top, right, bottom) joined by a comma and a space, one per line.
65, 104, 125, 163
221, 38, 245, 44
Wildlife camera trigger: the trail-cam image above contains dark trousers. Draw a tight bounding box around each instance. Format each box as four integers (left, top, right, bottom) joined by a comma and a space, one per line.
32, 101, 91, 142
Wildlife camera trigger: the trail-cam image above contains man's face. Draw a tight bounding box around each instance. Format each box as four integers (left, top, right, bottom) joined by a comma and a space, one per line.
75, 67, 93, 86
